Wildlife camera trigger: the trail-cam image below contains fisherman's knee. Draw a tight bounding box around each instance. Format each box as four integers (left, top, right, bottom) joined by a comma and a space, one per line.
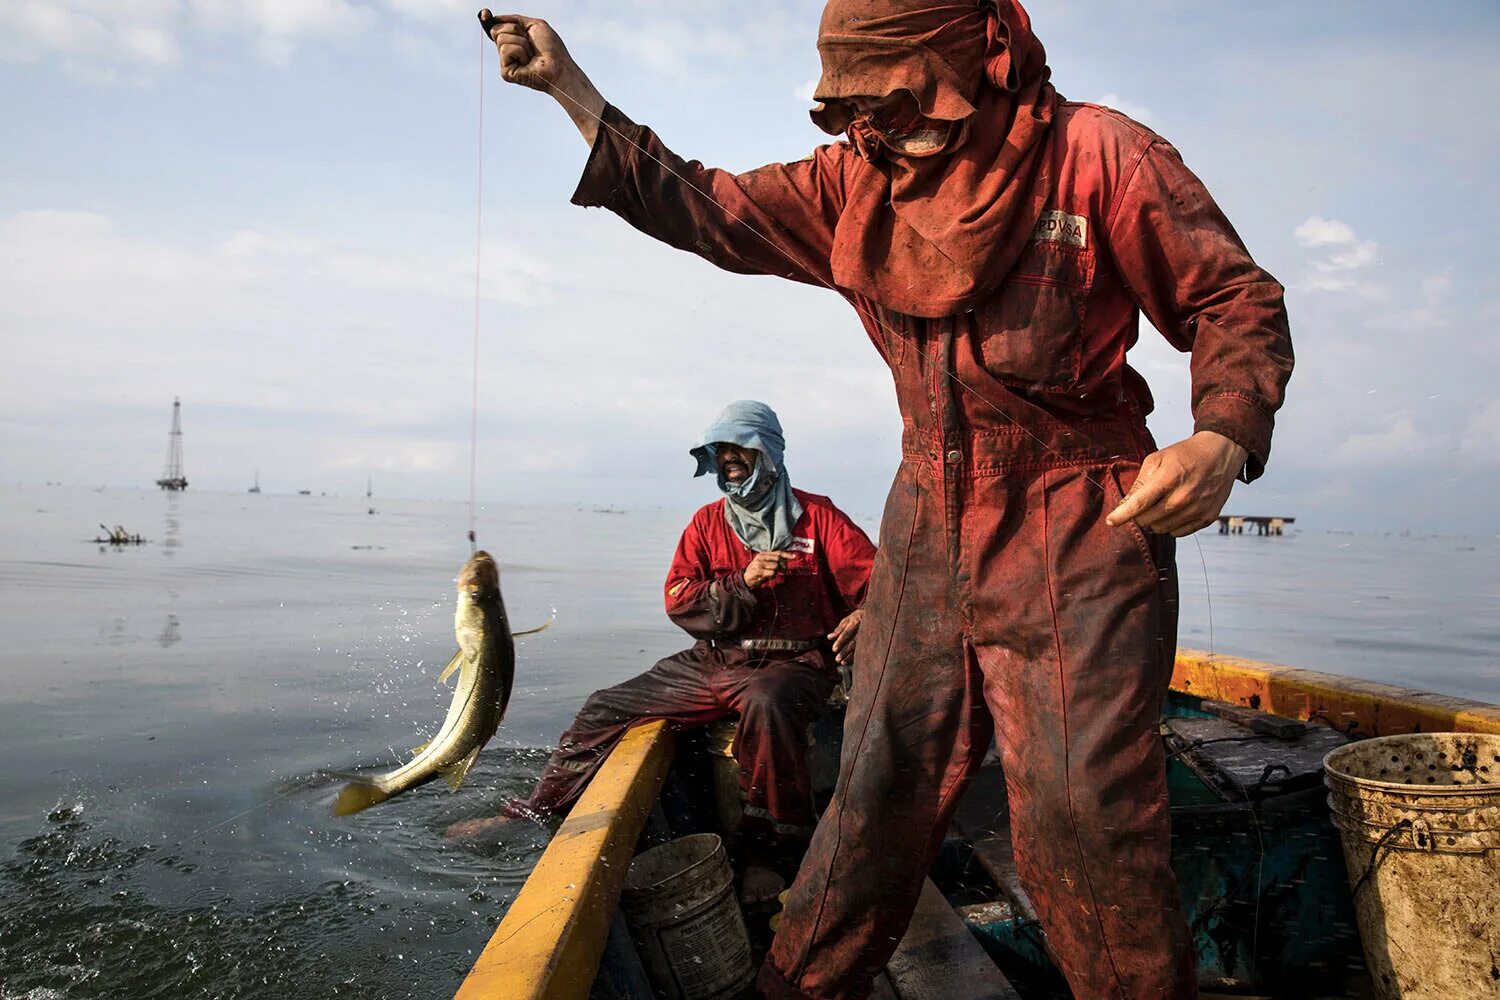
575, 688, 627, 729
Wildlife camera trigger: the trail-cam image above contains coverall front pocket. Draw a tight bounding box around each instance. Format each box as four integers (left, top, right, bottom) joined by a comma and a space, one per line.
976, 243, 1094, 392
1102, 461, 1164, 584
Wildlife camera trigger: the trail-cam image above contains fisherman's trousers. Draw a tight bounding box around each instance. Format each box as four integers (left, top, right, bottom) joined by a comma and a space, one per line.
522, 644, 836, 836
760, 433, 1196, 1000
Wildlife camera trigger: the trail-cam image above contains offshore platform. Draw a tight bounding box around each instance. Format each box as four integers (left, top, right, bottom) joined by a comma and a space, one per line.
155, 397, 188, 491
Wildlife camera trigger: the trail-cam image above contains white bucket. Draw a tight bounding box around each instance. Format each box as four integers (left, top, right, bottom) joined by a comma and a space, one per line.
1324, 733, 1500, 999
620, 833, 754, 1000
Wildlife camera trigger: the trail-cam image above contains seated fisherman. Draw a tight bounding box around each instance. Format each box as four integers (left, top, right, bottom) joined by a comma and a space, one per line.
447, 400, 875, 902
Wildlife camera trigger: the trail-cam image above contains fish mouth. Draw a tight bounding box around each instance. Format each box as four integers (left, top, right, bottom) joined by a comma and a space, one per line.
459, 550, 499, 592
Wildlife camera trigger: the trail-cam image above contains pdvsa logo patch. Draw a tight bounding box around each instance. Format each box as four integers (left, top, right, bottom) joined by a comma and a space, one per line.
1032, 210, 1088, 249
789, 536, 816, 555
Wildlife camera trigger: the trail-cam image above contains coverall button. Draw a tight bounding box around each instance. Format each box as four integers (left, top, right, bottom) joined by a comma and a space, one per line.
946, 449, 962, 464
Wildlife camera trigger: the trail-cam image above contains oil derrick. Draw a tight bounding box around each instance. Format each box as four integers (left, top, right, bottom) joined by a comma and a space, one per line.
155, 397, 188, 491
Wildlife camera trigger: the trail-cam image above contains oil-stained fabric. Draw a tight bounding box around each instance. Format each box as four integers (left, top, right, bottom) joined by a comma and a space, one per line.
808, 0, 1058, 318
570, 93, 1292, 1000
759, 461, 1194, 999
519, 645, 838, 834
515, 491, 876, 832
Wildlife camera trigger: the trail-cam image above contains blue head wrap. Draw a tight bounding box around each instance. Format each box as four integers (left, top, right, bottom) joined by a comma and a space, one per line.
690, 400, 804, 552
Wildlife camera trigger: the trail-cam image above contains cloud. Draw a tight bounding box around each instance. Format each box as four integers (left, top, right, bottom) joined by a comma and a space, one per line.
1332, 415, 1447, 466
1314, 240, 1380, 273
1294, 216, 1357, 247
0, 0, 362, 77
1460, 399, 1500, 462
0, 1, 182, 75
1294, 216, 1380, 293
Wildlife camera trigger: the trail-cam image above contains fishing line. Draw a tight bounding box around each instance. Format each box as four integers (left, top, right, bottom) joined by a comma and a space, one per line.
193, 775, 324, 837
1192, 533, 1216, 659
468, 34, 486, 553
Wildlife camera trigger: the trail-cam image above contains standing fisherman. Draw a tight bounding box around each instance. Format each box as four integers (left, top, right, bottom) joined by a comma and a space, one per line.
480, 3, 1293, 997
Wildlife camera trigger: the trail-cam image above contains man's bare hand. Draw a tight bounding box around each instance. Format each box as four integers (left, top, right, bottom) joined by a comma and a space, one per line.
828, 609, 864, 665
743, 551, 794, 589
1105, 431, 1248, 537
478, 11, 605, 143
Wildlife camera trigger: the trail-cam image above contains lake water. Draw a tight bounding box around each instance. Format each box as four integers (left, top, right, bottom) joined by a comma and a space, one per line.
1, 484, 1496, 999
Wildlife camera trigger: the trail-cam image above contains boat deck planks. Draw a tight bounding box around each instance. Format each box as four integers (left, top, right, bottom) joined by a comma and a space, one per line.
453, 720, 676, 1000
885, 879, 1022, 1000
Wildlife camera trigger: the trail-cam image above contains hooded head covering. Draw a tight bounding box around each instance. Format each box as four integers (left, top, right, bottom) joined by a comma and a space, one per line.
690, 401, 804, 553
811, 0, 1058, 318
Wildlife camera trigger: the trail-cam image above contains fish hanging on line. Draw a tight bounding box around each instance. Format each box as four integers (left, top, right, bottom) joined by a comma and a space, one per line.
334, 549, 547, 816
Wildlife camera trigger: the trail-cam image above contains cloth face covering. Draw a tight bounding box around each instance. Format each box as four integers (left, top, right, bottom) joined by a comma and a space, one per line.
690, 400, 804, 553
811, 0, 1059, 319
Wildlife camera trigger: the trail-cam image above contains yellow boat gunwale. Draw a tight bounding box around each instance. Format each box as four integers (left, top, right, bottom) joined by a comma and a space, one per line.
454, 719, 676, 1000
1171, 648, 1500, 737
455, 652, 1500, 998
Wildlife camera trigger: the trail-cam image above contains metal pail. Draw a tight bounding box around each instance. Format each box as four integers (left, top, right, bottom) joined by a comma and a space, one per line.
1324, 733, 1500, 998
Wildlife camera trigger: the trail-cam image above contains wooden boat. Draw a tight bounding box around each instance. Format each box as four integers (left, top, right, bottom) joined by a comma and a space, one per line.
452, 650, 1500, 1000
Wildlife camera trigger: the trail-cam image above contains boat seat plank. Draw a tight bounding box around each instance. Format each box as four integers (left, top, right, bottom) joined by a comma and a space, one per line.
1163, 715, 1348, 797
454, 720, 676, 1000
885, 879, 1021, 1000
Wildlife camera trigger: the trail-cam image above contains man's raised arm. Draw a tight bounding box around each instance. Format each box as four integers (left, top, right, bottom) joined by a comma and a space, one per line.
479, 11, 846, 287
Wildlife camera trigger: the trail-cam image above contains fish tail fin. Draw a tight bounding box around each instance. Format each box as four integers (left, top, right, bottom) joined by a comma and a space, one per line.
333, 780, 392, 817
441, 746, 483, 792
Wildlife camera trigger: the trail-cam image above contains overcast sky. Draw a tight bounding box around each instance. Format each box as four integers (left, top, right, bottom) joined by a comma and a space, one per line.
3, 1, 1498, 531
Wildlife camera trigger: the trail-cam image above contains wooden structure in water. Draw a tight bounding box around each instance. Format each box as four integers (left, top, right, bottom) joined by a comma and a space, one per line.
454, 652, 1500, 999
1217, 515, 1294, 535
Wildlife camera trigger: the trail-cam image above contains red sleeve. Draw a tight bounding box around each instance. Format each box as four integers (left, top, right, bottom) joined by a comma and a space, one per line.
572, 103, 847, 289
819, 504, 877, 612
1105, 140, 1294, 481
663, 513, 757, 640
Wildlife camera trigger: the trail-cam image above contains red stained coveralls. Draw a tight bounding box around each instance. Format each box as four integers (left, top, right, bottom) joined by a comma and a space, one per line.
518, 490, 875, 842
568, 64, 1292, 1000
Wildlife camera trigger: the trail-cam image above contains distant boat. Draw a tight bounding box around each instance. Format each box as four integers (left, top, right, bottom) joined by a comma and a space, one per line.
248, 471, 261, 494
366, 475, 373, 499
298, 489, 312, 496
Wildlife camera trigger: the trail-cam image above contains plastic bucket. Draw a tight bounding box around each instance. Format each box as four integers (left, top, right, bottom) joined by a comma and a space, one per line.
621, 833, 754, 1000
1323, 733, 1500, 998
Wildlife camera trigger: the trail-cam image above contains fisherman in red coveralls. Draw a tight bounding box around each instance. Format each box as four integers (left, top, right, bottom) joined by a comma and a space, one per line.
480, 2, 1293, 995
447, 400, 876, 905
